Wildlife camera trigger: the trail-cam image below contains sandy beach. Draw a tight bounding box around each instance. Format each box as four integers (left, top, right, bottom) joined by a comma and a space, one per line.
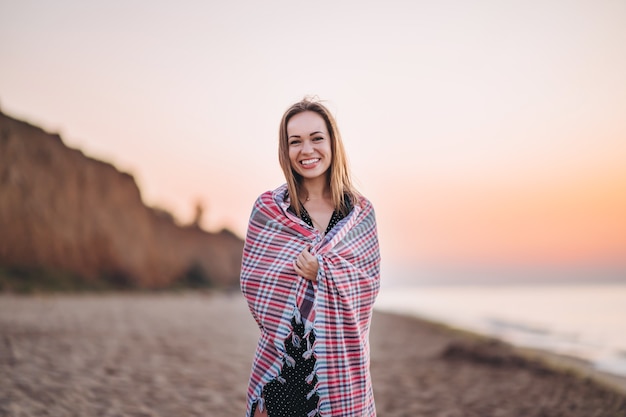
1, 292, 625, 417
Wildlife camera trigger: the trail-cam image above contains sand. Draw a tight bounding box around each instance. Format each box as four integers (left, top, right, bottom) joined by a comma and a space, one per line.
1, 292, 625, 417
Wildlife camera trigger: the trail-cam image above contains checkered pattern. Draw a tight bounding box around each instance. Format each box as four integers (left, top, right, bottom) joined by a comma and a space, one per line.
241, 184, 380, 417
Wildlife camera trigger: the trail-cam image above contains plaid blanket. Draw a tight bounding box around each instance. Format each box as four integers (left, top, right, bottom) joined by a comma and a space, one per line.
241, 184, 380, 417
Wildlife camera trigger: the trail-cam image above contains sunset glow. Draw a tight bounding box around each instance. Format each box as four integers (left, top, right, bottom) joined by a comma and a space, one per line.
2, 0, 625, 278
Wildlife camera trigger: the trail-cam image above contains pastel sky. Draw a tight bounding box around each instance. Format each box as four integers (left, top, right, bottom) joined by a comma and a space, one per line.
2, 0, 625, 276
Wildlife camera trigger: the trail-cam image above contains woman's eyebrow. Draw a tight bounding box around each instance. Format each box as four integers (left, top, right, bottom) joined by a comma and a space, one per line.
288, 131, 325, 139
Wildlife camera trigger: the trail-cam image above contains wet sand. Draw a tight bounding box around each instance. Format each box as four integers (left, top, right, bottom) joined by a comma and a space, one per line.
1, 292, 625, 417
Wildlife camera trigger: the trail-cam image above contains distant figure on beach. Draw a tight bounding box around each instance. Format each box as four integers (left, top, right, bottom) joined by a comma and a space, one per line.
240, 97, 381, 417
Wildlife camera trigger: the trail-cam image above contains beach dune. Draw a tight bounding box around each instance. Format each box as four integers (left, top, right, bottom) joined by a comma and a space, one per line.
0, 293, 624, 417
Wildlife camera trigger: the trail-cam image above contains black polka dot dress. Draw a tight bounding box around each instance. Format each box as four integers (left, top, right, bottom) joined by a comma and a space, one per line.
251, 205, 347, 417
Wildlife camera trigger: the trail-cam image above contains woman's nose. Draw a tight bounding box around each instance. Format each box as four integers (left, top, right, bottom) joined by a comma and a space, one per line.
302, 140, 313, 153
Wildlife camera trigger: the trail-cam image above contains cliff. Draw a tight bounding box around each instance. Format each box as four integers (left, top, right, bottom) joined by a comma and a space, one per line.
0, 111, 244, 290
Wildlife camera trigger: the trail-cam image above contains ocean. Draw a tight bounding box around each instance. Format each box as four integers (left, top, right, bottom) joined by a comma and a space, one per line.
374, 283, 626, 378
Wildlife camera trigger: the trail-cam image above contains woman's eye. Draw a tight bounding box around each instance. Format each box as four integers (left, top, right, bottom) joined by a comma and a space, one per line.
313, 137, 324, 142
289, 140, 301, 146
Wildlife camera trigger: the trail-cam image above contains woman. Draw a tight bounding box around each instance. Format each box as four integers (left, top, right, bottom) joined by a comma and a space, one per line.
240, 98, 381, 417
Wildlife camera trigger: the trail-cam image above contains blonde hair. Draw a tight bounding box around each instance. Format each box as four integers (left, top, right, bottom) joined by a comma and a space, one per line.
278, 97, 358, 217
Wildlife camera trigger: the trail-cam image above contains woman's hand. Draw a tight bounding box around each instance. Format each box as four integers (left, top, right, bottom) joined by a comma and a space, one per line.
253, 403, 268, 417
293, 246, 319, 282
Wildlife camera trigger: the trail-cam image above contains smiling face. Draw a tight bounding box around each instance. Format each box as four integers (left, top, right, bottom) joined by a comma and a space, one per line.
286, 111, 332, 181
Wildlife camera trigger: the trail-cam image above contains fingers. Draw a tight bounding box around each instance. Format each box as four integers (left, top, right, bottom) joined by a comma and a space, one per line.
293, 257, 312, 276
293, 260, 311, 281
300, 249, 315, 262
299, 250, 318, 269
293, 247, 319, 282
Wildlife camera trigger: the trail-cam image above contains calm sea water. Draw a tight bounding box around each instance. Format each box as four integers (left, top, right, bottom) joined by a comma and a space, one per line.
374, 284, 626, 377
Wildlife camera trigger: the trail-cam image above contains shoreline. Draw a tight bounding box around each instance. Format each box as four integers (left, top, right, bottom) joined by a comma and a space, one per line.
375, 308, 626, 395
370, 309, 626, 416
1, 292, 625, 416
374, 282, 626, 395
515, 345, 626, 395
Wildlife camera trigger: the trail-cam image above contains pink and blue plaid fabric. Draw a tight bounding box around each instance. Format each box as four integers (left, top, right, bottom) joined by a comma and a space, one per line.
241, 184, 380, 417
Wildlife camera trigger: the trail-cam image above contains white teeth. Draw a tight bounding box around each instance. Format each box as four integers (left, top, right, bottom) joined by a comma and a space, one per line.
301, 158, 320, 165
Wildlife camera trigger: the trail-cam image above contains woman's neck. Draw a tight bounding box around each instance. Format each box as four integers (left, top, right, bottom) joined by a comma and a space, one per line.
300, 177, 330, 202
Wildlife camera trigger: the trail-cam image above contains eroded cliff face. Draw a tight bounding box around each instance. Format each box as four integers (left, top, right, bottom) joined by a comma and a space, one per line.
0, 111, 243, 289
